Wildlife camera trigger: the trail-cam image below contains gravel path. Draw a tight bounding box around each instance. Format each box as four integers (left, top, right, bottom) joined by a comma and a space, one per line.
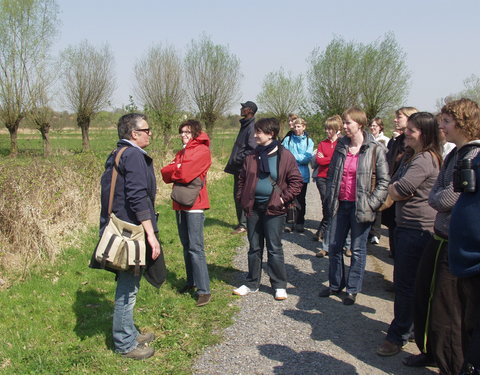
194, 183, 440, 375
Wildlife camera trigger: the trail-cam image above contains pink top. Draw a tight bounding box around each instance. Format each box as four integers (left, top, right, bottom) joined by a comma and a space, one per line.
338, 152, 359, 201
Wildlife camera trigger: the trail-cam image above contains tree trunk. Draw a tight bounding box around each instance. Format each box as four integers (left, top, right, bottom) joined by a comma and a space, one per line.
78, 117, 91, 152
7, 122, 20, 157
203, 111, 217, 139
40, 125, 51, 157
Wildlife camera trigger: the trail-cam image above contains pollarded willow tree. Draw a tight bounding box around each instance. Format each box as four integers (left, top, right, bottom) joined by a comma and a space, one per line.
60, 40, 116, 152
308, 33, 410, 120
357, 33, 410, 120
133, 44, 184, 144
256, 68, 305, 134
184, 35, 241, 136
437, 74, 480, 109
0, 0, 59, 156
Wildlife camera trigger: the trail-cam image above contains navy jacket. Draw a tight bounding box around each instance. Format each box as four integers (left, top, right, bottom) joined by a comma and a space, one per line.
449, 153, 480, 278
224, 117, 257, 174
90, 140, 165, 288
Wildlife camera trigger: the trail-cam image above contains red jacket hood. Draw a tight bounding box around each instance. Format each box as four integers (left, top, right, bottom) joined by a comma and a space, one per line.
186, 131, 210, 149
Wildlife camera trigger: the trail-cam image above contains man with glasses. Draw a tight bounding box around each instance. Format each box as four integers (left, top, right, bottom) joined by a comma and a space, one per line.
90, 113, 163, 360
224, 101, 258, 234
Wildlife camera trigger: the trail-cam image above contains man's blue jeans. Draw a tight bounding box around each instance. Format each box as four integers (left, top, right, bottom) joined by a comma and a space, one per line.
176, 210, 210, 295
387, 227, 432, 345
113, 270, 141, 353
246, 206, 287, 290
328, 201, 371, 294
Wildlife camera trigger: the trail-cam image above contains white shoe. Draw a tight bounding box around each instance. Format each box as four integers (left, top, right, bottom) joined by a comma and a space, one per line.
232, 285, 258, 296
274, 288, 288, 300
370, 236, 380, 244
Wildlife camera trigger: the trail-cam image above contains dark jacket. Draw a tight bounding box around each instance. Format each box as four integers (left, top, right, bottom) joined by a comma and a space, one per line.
324, 132, 390, 223
90, 140, 165, 288
224, 117, 257, 174
161, 132, 211, 210
449, 153, 480, 278
237, 145, 303, 216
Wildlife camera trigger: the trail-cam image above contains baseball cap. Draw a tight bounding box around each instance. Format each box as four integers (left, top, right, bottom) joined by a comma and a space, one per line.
241, 101, 258, 114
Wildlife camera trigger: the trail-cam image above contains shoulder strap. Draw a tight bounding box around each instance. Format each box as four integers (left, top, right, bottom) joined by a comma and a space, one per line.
370, 145, 377, 193
268, 174, 283, 194
107, 146, 128, 215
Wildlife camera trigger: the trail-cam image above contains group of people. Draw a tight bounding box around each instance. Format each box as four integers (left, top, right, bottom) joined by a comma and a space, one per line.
90, 99, 480, 375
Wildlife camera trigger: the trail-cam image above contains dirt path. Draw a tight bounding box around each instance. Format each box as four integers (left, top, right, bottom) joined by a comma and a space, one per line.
194, 183, 440, 375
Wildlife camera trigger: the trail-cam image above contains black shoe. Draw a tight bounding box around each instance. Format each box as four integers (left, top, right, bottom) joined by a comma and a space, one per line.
318, 287, 340, 298
402, 353, 436, 367
179, 285, 196, 294
343, 293, 357, 305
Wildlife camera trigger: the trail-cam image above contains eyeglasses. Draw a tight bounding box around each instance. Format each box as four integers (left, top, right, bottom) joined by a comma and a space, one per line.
135, 128, 152, 135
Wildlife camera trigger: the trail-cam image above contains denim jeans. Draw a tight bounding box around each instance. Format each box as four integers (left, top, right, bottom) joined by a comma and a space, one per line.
386, 227, 432, 345
113, 270, 141, 353
246, 205, 287, 290
176, 210, 210, 294
328, 201, 371, 294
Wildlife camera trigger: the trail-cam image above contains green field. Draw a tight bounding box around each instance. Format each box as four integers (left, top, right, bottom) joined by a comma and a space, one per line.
0, 126, 245, 374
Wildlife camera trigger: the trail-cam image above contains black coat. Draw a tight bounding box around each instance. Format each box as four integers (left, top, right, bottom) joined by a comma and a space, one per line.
224, 117, 257, 174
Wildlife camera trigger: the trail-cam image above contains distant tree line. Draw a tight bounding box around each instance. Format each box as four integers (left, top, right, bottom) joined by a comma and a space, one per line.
3, 0, 476, 157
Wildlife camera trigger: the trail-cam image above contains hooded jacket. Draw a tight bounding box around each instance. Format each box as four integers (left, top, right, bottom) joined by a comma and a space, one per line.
161, 131, 211, 210
324, 132, 390, 223
281, 133, 314, 183
237, 145, 303, 217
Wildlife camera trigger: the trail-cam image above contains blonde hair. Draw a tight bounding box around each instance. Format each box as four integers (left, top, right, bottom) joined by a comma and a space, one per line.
294, 117, 307, 127
324, 115, 342, 132
396, 106, 418, 118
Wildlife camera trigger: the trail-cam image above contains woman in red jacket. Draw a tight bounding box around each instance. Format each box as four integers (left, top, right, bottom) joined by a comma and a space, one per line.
161, 120, 212, 307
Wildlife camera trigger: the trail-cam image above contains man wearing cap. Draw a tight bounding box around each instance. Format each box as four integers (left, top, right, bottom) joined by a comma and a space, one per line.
224, 101, 258, 234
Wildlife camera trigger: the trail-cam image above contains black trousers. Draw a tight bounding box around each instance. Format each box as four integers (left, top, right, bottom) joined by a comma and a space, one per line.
414, 236, 463, 375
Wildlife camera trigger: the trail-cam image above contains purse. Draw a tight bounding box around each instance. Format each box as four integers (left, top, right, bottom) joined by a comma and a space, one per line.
95, 147, 146, 276
171, 177, 203, 206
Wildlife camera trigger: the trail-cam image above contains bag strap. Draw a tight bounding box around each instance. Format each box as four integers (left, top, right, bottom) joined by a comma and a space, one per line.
370, 145, 377, 193
268, 174, 282, 194
107, 146, 128, 215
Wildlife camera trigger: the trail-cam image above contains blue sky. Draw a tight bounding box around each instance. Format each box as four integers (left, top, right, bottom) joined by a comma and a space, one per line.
55, 0, 480, 114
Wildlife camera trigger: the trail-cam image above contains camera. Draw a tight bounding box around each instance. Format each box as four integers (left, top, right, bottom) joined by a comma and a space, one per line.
453, 158, 477, 193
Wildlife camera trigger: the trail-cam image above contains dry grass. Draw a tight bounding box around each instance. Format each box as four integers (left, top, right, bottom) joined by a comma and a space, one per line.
0, 154, 103, 281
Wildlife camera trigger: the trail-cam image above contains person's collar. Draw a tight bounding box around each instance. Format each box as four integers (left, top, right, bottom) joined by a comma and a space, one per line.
121, 139, 147, 154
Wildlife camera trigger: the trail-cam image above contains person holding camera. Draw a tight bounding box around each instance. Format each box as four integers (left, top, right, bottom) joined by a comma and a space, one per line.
377, 112, 442, 357
402, 99, 480, 373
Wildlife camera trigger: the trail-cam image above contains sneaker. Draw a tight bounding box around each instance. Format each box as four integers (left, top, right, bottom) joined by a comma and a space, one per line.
136, 332, 155, 345
122, 346, 155, 360
232, 285, 258, 296
295, 224, 304, 233
196, 293, 211, 307
370, 236, 380, 244
315, 250, 328, 258
231, 226, 246, 235
274, 288, 287, 300
284, 225, 293, 233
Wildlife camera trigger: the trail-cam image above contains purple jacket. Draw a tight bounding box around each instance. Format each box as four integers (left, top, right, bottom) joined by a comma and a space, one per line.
237, 145, 303, 216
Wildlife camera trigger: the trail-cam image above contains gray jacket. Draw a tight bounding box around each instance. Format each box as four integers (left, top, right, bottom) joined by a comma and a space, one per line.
325, 131, 390, 223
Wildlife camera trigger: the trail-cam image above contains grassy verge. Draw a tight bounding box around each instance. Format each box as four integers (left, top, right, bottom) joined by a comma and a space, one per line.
0, 174, 245, 375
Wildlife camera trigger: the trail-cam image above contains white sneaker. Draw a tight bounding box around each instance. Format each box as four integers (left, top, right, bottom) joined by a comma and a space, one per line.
232, 285, 258, 296
370, 236, 380, 244
274, 288, 288, 300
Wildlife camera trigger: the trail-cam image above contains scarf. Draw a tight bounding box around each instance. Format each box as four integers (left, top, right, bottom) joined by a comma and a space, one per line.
255, 140, 279, 173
